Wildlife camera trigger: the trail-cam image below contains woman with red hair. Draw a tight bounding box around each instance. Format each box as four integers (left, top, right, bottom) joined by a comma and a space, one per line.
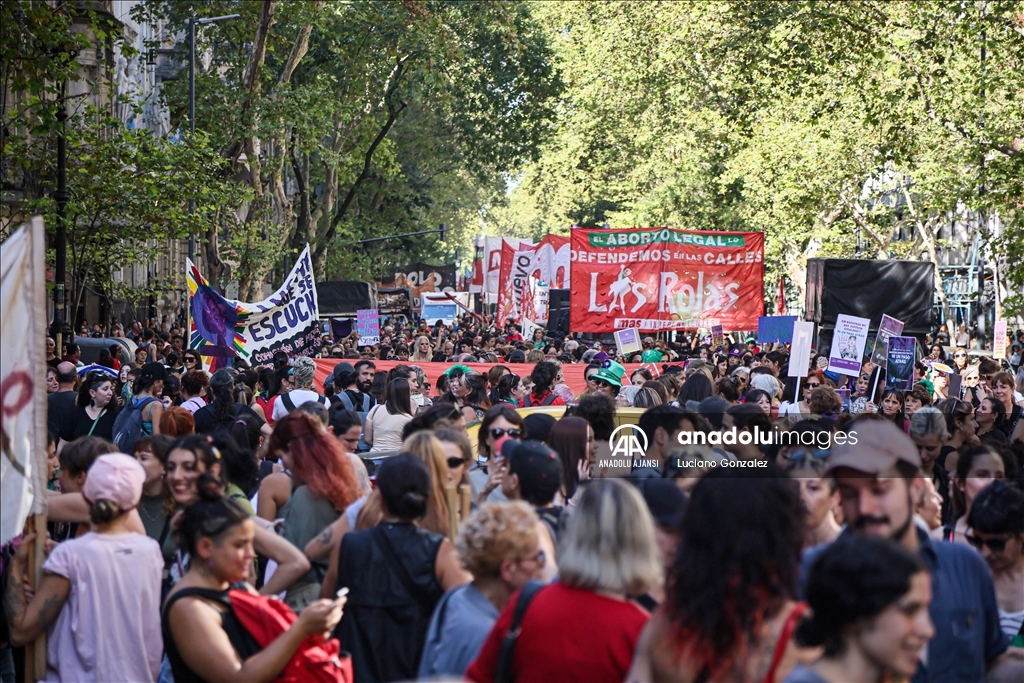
158, 407, 195, 437
627, 465, 807, 683
267, 412, 361, 612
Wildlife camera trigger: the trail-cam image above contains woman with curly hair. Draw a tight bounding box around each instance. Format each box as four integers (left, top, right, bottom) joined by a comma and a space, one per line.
164, 434, 310, 593
627, 465, 807, 682
420, 502, 544, 678
267, 412, 361, 611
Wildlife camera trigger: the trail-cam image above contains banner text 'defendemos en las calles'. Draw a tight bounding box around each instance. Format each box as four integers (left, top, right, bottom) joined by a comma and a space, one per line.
569, 227, 764, 332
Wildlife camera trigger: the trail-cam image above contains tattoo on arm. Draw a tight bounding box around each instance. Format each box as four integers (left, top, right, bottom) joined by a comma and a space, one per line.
37, 593, 63, 629
4, 564, 26, 626
316, 527, 333, 547
356, 467, 371, 495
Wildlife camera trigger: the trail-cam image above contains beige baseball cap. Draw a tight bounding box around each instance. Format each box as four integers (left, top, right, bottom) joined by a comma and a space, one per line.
826, 419, 922, 475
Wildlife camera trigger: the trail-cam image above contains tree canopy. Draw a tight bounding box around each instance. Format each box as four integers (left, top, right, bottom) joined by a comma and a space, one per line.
488, 1, 1023, 313
4, 0, 1021, 316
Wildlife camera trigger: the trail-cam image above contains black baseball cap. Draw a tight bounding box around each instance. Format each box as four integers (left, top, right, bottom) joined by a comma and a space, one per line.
502, 440, 562, 503
140, 362, 167, 381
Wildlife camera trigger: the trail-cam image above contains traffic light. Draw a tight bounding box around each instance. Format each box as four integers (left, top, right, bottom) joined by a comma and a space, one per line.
439, 222, 447, 241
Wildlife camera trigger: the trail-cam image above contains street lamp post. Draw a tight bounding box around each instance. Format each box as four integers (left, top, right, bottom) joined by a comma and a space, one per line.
187, 13, 239, 262
50, 81, 71, 356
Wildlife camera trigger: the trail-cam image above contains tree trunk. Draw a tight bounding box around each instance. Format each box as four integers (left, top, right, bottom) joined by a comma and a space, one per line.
232, 2, 325, 298
900, 183, 949, 321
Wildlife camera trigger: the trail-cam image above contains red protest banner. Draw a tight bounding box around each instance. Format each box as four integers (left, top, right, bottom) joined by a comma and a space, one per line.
496, 234, 570, 324
313, 359, 648, 396
496, 239, 518, 322
569, 227, 764, 332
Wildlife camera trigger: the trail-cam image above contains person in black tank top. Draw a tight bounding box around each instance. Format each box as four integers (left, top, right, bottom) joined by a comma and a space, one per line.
162, 485, 344, 683
325, 453, 470, 682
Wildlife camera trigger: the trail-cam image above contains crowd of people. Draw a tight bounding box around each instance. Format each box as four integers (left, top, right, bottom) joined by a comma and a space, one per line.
2, 315, 1023, 683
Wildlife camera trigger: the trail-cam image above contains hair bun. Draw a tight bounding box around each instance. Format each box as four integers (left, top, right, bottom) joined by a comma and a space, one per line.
400, 492, 427, 506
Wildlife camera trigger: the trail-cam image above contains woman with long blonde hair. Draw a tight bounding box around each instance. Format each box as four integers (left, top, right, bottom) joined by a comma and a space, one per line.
410, 335, 435, 363
355, 431, 452, 537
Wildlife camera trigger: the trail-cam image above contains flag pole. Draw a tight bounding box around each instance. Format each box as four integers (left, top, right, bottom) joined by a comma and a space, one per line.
27, 217, 50, 681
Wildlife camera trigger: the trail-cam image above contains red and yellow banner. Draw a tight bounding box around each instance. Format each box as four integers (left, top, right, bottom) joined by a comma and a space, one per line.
569, 227, 764, 332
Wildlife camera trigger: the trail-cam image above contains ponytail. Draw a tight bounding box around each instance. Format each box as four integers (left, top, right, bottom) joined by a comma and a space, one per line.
177, 475, 250, 561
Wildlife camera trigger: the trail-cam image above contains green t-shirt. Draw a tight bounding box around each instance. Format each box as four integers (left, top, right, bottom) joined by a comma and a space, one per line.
226, 483, 256, 516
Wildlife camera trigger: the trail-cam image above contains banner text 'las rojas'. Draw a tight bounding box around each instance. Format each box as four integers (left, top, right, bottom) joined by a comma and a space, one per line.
187, 245, 321, 369
569, 227, 764, 332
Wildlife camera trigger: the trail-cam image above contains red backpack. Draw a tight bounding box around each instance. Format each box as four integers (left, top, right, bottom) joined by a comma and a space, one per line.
228, 589, 352, 683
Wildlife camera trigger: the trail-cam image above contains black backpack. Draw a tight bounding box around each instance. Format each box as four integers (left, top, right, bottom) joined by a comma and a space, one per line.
112, 396, 156, 453
279, 392, 328, 413
522, 392, 558, 408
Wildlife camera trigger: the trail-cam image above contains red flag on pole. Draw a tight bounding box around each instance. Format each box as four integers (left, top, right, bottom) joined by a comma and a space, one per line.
776, 276, 787, 315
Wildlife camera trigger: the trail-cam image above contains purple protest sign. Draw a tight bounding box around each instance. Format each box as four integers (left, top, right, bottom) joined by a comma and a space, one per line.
885, 336, 917, 391
870, 314, 905, 367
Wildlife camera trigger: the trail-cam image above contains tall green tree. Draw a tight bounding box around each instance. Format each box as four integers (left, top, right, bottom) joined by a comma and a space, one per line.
2, 1, 246, 322
135, 0, 562, 297
499, 0, 1023, 314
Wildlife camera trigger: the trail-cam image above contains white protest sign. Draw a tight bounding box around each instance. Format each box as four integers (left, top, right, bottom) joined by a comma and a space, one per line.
994, 320, 1007, 359
828, 314, 871, 377
614, 328, 642, 356
788, 321, 815, 377
187, 244, 321, 368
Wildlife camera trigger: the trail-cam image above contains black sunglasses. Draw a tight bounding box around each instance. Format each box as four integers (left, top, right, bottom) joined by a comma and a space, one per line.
184, 356, 197, 363
446, 457, 468, 469
804, 382, 822, 389
965, 533, 1010, 552
489, 428, 521, 440
953, 352, 967, 358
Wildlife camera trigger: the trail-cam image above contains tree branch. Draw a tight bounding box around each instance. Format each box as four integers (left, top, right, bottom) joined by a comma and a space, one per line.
277, 1, 324, 89
315, 56, 412, 263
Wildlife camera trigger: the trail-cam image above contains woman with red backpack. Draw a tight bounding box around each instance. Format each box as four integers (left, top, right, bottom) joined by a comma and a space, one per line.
162, 481, 349, 683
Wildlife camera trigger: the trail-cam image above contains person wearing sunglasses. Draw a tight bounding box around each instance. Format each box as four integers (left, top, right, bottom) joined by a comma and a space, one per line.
471, 405, 525, 505
418, 502, 545, 679
434, 427, 474, 511
951, 346, 971, 374
799, 370, 826, 413
965, 481, 1024, 649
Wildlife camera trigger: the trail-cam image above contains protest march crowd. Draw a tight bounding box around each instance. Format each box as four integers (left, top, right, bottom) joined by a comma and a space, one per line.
3, 312, 1024, 683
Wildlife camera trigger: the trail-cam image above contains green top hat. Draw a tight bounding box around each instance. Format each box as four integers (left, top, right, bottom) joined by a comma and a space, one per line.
641, 349, 663, 363
592, 360, 625, 388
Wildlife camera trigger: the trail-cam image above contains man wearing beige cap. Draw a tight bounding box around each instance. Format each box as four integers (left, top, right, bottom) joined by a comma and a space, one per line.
806, 418, 1015, 682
